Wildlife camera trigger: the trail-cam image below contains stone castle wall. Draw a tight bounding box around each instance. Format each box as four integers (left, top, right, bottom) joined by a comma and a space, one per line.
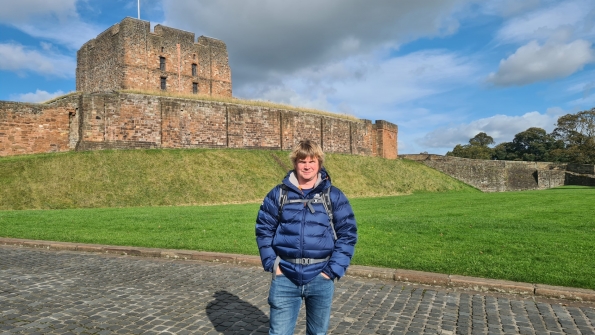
0, 99, 78, 156
1, 17, 398, 159
0, 93, 398, 158
76, 17, 231, 97
400, 154, 594, 192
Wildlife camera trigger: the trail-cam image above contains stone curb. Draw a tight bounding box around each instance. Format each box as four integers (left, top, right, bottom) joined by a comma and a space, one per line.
2, 237, 594, 302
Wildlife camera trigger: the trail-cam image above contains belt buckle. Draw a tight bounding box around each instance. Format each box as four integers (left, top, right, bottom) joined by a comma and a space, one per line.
301, 258, 310, 265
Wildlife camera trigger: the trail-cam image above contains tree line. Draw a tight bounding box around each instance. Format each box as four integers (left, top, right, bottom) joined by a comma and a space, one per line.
446, 108, 595, 164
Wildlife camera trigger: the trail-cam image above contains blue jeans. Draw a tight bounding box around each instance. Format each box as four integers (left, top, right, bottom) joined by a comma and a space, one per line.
268, 274, 335, 335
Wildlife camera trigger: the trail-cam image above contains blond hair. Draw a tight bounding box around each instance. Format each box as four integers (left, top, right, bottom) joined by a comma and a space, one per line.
290, 140, 325, 168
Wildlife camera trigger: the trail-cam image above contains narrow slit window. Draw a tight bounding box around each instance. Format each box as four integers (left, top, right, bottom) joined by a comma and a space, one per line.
193, 82, 198, 94
161, 77, 166, 91
159, 57, 166, 71
192, 63, 197, 76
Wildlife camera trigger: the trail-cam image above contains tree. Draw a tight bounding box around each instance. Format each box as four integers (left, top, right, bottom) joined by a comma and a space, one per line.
492, 142, 515, 160
553, 109, 595, 164
491, 128, 564, 162
446, 132, 494, 159
469, 132, 495, 147
509, 127, 563, 161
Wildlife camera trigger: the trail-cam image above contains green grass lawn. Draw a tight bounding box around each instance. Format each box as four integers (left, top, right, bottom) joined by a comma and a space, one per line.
1, 186, 593, 289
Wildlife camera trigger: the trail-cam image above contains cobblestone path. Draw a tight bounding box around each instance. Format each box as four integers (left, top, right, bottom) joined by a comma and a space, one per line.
1, 247, 594, 335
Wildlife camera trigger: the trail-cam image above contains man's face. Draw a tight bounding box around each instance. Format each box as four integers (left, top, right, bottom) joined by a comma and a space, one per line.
295, 156, 319, 184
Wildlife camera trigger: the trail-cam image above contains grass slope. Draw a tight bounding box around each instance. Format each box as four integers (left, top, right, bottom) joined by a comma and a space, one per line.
0, 149, 474, 210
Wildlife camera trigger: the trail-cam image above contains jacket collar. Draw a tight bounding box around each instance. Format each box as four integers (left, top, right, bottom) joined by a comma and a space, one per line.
283, 167, 330, 193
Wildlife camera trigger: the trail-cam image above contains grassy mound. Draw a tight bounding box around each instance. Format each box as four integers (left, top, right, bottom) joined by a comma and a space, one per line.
0, 149, 474, 210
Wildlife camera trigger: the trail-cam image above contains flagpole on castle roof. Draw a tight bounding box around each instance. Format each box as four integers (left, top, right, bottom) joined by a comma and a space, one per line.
138, 0, 140, 19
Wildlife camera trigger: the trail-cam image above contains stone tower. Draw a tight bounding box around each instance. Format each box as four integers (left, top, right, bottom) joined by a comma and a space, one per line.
76, 17, 231, 97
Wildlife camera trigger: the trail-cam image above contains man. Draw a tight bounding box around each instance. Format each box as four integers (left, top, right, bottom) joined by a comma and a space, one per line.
255, 140, 358, 335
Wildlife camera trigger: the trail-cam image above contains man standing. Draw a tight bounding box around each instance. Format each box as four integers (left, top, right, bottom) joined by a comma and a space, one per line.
256, 140, 358, 335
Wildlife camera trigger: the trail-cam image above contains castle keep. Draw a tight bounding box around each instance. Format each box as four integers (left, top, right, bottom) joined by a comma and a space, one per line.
77, 17, 231, 96
0, 18, 398, 159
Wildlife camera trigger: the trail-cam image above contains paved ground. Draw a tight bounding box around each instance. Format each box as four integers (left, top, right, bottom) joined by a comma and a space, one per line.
1, 246, 594, 335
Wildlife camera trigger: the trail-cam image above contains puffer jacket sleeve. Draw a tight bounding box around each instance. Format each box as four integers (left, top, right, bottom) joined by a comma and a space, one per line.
322, 186, 358, 280
255, 185, 281, 272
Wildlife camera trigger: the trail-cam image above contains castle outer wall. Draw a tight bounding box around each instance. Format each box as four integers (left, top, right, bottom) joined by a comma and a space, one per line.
76, 17, 231, 97
2, 18, 398, 159
0, 93, 398, 158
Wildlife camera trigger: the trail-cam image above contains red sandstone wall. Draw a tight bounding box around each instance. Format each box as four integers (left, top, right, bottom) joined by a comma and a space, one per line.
122, 18, 151, 91
287, 112, 323, 148
0, 101, 73, 156
374, 120, 398, 159
77, 22, 124, 92
350, 120, 374, 156
322, 118, 352, 154
79, 94, 162, 145
228, 105, 282, 148
1, 92, 398, 159
113, 95, 162, 143
161, 100, 227, 148
201, 37, 232, 97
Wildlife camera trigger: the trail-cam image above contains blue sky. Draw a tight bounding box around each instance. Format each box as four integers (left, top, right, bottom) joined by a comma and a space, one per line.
1, 0, 595, 154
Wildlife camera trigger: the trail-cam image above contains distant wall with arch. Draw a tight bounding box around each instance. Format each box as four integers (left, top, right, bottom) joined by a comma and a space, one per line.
399, 154, 594, 192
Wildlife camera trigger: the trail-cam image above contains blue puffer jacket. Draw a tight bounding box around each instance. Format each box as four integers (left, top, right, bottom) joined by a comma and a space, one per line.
255, 167, 357, 286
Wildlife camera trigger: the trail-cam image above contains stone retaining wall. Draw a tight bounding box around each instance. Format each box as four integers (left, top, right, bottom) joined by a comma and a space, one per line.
400, 154, 593, 192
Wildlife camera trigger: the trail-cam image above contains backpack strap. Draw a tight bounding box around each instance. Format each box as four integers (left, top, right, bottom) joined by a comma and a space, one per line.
277, 184, 289, 222
321, 186, 337, 240
277, 184, 337, 240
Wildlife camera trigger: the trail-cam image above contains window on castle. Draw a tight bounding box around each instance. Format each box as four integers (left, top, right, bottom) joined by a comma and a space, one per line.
192, 63, 197, 76
193, 83, 198, 94
160, 57, 166, 71
161, 77, 166, 90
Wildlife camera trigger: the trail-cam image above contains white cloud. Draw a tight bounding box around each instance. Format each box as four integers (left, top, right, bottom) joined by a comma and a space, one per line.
16, 21, 100, 50
351, 50, 476, 101
486, 40, 595, 86
234, 48, 479, 124
495, 0, 595, 44
0, 0, 100, 50
0, 43, 75, 77
420, 110, 565, 150
0, 0, 78, 23
162, 0, 476, 91
10, 90, 66, 103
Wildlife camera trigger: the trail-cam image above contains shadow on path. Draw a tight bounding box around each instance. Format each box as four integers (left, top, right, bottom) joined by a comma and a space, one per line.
207, 290, 269, 334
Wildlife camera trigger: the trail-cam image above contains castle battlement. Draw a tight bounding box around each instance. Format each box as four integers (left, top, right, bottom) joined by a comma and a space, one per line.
76, 17, 231, 97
